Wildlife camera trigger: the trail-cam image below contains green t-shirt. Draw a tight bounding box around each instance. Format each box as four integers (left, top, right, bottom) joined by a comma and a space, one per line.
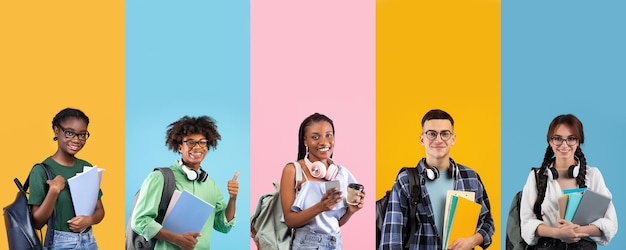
27, 157, 103, 232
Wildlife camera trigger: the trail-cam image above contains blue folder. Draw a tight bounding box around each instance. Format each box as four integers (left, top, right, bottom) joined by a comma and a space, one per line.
162, 190, 215, 234
67, 167, 100, 216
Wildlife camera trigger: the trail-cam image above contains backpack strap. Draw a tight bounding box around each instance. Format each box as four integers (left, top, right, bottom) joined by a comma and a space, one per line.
292, 161, 306, 191
154, 167, 175, 224
23, 163, 57, 248
402, 167, 421, 249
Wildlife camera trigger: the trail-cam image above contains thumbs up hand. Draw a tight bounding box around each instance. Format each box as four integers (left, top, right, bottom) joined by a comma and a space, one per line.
227, 171, 240, 199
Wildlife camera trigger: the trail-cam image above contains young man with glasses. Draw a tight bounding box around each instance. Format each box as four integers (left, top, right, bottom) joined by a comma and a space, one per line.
379, 109, 494, 250
130, 116, 240, 250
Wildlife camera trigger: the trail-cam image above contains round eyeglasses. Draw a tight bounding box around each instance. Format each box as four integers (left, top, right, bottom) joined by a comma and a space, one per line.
183, 139, 209, 148
424, 130, 453, 141
551, 136, 578, 146
59, 126, 90, 141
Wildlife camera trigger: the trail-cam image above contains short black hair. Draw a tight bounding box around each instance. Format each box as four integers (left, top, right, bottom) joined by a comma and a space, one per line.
421, 109, 454, 127
52, 108, 90, 129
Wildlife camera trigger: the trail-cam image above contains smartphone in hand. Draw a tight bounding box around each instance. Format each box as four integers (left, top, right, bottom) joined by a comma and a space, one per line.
325, 180, 341, 194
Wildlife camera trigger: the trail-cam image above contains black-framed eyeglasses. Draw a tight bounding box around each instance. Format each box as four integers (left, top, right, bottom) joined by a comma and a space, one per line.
183, 139, 209, 148
424, 130, 453, 141
58, 126, 90, 141
551, 136, 578, 146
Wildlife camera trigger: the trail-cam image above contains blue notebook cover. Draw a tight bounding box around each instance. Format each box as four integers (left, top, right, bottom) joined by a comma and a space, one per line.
67, 167, 100, 216
564, 193, 583, 221
162, 190, 215, 234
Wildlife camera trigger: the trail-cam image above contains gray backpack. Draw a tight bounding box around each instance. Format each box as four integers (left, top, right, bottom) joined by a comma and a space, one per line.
126, 168, 175, 250
251, 162, 304, 250
506, 168, 540, 250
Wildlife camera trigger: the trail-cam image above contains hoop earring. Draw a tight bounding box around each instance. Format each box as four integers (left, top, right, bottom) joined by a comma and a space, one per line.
53, 136, 58, 141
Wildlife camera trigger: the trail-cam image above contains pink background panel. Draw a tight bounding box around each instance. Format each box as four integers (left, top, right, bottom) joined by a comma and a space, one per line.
251, 0, 375, 248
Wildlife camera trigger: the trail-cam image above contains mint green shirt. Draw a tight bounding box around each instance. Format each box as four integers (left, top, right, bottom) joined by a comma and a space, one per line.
27, 157, 103, 232
131, 160, 235, 250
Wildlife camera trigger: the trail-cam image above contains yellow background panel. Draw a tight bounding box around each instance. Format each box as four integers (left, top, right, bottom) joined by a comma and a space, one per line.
376, 0, 501, 247
0, 1, 124, 249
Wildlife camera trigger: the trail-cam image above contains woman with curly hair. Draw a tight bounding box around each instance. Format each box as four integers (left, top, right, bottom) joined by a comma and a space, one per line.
520, 114, 618, 249
131, 116, 239, 250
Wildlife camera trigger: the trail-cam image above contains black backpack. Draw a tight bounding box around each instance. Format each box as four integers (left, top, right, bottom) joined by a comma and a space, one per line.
3, 163, 55, 250
126, 168, 175, 250
506, 168, 541, 250
376, 167, 420, 249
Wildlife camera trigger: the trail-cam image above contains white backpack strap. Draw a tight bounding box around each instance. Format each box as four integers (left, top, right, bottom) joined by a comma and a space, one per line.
292, 161, 307, 191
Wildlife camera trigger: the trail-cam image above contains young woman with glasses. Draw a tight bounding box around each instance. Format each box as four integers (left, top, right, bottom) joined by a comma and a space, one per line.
520, 114, 618, 249
28, 108, 104, 249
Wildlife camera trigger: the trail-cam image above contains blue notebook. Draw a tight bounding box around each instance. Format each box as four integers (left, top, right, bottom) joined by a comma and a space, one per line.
67, 166, 101, 216
564, 193, 583, 221
162, 190, 215, 234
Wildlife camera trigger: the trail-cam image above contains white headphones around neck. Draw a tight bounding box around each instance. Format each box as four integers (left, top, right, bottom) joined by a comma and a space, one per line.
422, 158, 458, 181
179, 160, 208, 182
304, 153, 339, 181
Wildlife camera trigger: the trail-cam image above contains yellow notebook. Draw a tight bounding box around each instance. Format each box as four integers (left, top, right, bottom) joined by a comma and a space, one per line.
443, 190, 475, 242
444, 195, 481, 249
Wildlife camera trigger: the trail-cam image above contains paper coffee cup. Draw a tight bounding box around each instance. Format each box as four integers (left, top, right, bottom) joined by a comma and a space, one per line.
346, 183, 364, 205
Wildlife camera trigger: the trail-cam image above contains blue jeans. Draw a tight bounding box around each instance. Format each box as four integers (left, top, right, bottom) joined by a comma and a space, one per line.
45, 229, 98, 250
292, 230, 342, 250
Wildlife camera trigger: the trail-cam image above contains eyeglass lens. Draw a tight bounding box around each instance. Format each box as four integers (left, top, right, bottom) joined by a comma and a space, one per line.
60, 127, 89, 140
425, 130, 452, 141
184, 139, 208, 148
552, 136, 577, 146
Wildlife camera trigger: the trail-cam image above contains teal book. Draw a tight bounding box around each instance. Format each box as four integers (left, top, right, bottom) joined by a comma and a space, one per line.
442, 195, 459, 249
564, 193, 583, 221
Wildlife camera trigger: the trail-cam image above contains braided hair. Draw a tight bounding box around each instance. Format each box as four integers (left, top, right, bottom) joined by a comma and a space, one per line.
533, 114, 588, 219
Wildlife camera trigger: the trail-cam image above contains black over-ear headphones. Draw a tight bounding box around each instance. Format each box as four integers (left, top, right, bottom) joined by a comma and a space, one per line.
423, 158, 458, 181
180, 160, 208, 182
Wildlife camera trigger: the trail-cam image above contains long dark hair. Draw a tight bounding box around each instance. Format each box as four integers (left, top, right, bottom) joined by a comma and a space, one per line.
533, 114, 588, 218
296, 113, 335, 160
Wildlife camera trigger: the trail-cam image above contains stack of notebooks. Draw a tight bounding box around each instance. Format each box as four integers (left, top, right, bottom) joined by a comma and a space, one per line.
442, 190, 481, 249
67, 166, 105, 216
558, 188, 610, 225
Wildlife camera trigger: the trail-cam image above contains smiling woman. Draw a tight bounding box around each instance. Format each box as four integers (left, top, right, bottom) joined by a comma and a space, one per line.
519, 114, 618, 249
278, 113, 365, 250
28, 108, 104, 250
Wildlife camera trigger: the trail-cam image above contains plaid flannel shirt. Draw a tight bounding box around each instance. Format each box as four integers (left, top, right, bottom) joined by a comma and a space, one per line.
379, 159, 494, 250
